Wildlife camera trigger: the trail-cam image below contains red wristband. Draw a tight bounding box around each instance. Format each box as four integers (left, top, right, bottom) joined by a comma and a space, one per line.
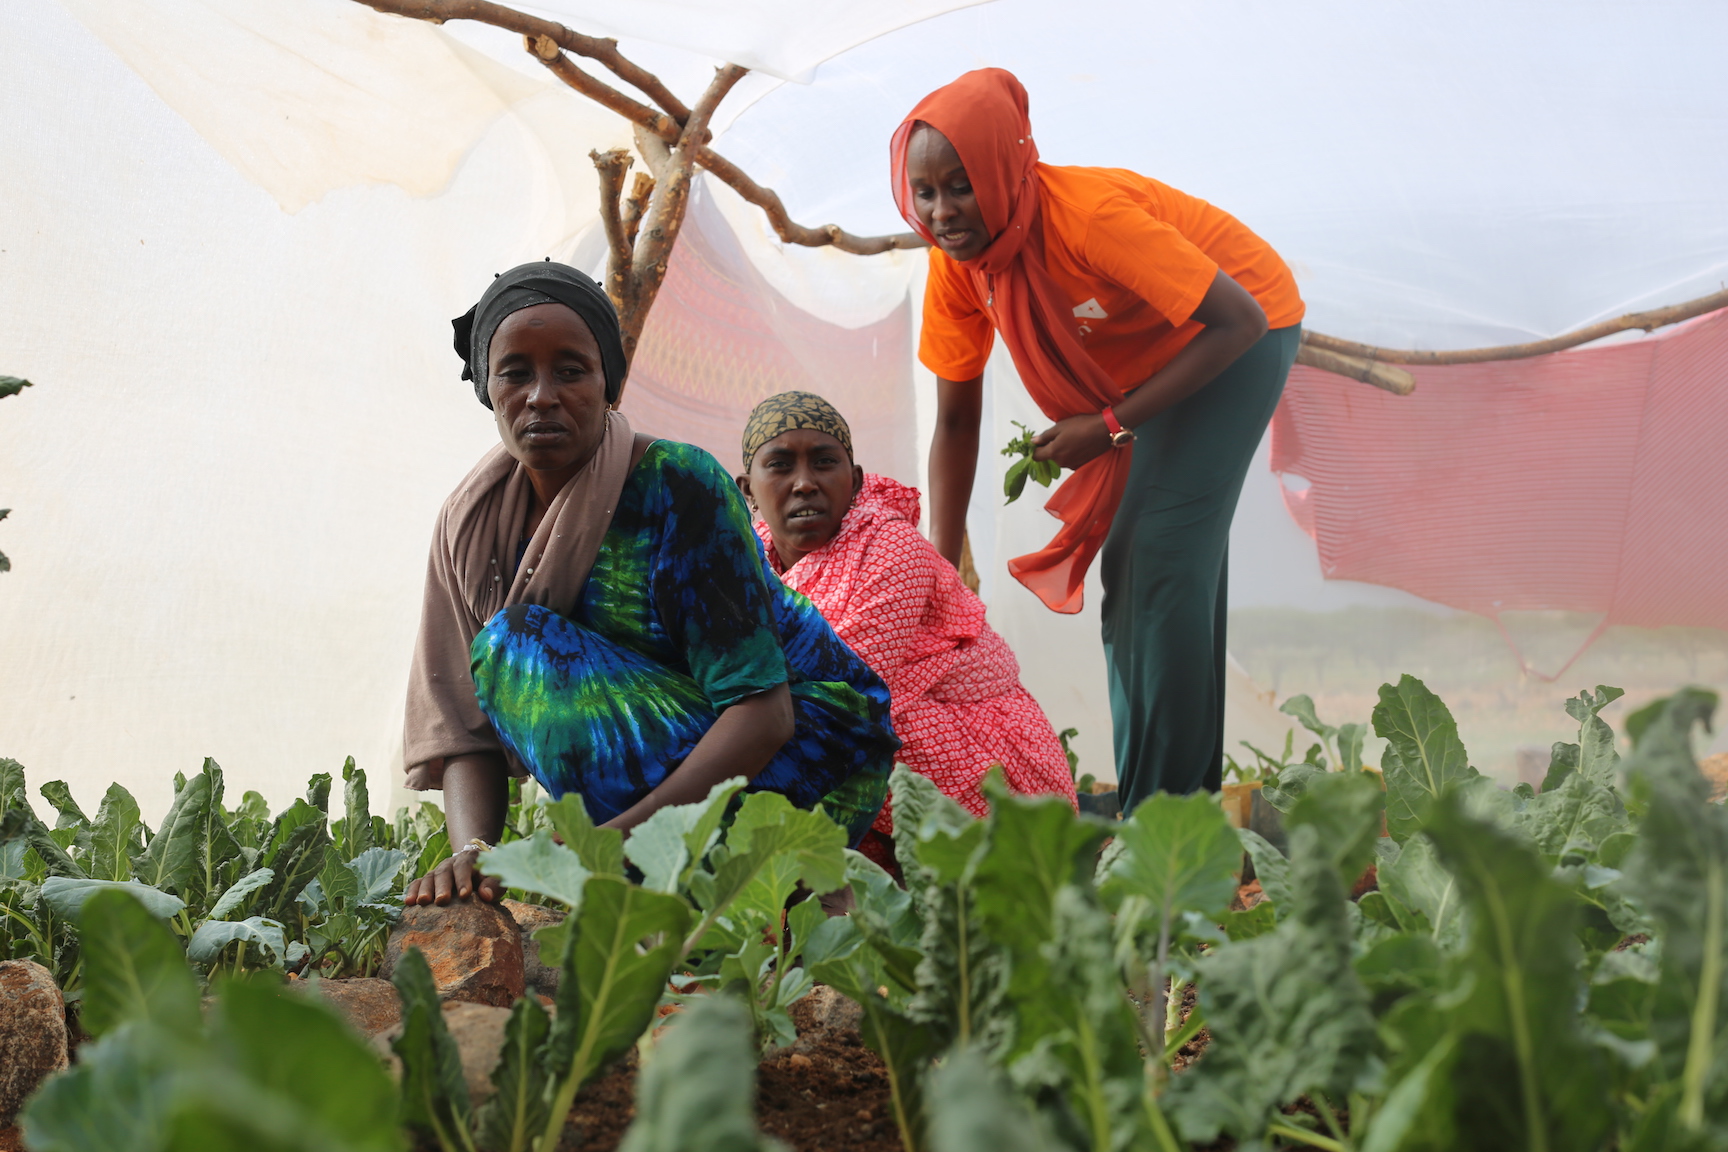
1101, 407, 1125, 436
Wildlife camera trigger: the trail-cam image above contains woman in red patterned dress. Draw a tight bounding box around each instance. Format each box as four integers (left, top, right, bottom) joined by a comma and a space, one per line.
737, 391, 1077, 864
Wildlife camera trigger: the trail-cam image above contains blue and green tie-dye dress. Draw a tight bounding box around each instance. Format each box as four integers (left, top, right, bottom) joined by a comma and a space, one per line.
469, 440, 897, 845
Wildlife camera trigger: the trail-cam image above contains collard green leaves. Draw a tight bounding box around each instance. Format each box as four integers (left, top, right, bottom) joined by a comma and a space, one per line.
1286, 767, 1386, 888
481, 829, 592, 909
41, 876, 185, 921
617, 995, 786, 1152
541, 875, 693, 1151
1542, 685, 1625, 792
624, 776, 746, 894
136, 768, 211, 895
476, 997, 553, 1152
87, 783, 145, 882
1375, 674, 1478, 842
1165, 826, 1377, 1146
1101, 791, 1241, 927
391, 946, 472, 1147
77, 886, 201, 1038
925, 1048, 1051, 1152
543, 792, 625, 877
1619, 689, 1728, 1137
28, 892, 401, 1152
1369, 793, 1614, 1152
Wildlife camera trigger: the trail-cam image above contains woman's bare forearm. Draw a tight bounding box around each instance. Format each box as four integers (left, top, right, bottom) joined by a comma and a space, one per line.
602, 682, 795, 833
928, 375, 984, 566
1114, 269, 1268, 427
441, 753, 510, 849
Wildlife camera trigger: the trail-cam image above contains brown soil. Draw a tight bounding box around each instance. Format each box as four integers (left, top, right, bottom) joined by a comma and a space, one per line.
757, 1033, 901, 1151
1168, 980, 1210, 1073
557, 1005, 899, 1152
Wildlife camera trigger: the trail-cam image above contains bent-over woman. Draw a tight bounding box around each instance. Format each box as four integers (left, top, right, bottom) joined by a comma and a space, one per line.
892, 69, 1304, 812
402, 263, 898, 904
737, 391, 1076, 866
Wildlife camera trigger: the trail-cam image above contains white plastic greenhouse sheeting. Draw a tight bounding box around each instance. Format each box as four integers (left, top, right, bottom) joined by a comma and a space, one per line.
2, 0, 1726, 822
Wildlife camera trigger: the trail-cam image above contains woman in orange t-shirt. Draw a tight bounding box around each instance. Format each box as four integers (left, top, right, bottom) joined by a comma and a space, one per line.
890, 68, 1305, 811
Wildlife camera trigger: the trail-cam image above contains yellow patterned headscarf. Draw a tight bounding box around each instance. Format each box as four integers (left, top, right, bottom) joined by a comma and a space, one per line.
741, 391, 854, 469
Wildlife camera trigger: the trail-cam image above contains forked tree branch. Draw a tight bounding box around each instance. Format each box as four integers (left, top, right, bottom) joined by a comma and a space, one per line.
633, 64, 747, 287
358, 0, 922, 255
357, 0, 688, 121
590, 148, 636, 307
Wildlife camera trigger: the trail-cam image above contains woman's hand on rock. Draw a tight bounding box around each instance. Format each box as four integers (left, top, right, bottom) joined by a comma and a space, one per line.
404, 846, 506, 906
1032, 413, 1113, 470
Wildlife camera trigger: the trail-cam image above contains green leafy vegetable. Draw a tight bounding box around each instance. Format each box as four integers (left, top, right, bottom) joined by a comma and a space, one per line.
925, 1048, 1051, 1152
1285, 767, 1386, 888
1000, 420, 1061, 504
87, 783, 145, 882
543, 792, 625, 877
1165, 825, 1377, 1146
617, 995, 787, 1152
474, 998, 552, 1152
541, 875, 693, 1152
391, 946, 474, 1151
26, 887, 400, 1152
1374, 674, 1480, 842
481, 828, 592, 909
1370, 792, 1614, 1152
41, 876, 185, 920
1619, 689, 1728, 1139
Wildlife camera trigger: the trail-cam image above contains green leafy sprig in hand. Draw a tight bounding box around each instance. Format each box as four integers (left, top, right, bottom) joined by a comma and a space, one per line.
1001, 420, 1061, 504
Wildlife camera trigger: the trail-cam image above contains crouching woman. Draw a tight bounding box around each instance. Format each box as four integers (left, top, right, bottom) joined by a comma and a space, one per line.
402, 264, 898, 905
738, 392, 1076, 866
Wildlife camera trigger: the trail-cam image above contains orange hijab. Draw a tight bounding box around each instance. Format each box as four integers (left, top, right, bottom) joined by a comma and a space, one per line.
891, 68, 1130, 614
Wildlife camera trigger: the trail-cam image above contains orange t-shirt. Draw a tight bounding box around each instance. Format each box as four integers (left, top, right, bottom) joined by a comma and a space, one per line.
919, 164, 1305, 388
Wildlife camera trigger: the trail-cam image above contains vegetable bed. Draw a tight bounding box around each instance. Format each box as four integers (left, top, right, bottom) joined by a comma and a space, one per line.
3, 673, 1725, 1152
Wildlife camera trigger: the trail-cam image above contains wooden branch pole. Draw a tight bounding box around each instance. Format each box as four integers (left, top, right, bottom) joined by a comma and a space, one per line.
1294, 345, 1417, 396
1304, 286, 1728, 366
359, 0, 688, 120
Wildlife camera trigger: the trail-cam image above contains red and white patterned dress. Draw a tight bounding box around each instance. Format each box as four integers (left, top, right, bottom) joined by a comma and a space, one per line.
758, 475, 1078, 841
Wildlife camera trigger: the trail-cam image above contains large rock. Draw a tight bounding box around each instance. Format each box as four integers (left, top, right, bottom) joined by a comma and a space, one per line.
443, 1002, 512, 1104
0, 960, 69, 1127
380, 899, 525, 1008
370, 1001, 513, 1106
502, 899, 566, 999
312, 977, 402, 1038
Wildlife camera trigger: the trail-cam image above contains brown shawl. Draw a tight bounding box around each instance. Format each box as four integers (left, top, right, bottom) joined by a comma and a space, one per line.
402, 410, 636, 786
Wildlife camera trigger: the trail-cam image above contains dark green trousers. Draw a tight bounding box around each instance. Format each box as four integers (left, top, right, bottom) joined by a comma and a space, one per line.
1099, 324, 1301, 811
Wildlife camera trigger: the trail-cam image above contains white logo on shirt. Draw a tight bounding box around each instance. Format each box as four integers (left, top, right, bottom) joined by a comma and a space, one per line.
1073, 297, 1108, 320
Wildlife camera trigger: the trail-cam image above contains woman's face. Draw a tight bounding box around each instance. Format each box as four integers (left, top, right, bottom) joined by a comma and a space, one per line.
905, 125, 991, 262
739, 429, 863, 568
487, 303, 610, 480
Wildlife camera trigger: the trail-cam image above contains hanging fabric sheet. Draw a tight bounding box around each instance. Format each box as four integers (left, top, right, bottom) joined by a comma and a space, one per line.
1271, 307, 1728, 677
621, 182, 918, 485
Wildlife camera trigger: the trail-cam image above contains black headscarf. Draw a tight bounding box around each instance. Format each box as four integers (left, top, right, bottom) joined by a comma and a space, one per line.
452, 260, 627, 408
